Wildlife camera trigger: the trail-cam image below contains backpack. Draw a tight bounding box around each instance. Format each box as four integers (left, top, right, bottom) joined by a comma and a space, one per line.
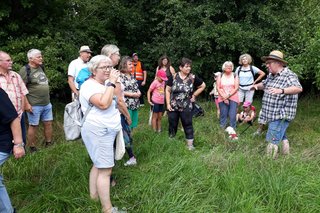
237, 65, 255, 87
25, 64, 45, 84
63, 99, 92, 140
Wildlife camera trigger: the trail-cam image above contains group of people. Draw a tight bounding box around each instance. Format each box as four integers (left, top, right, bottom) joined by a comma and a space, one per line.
210, 51, 302, 159
0, 49, 52, 212
0, 46, 302, 212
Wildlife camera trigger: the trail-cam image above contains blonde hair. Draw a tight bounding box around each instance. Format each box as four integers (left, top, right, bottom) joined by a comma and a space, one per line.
238, 53, 252, 65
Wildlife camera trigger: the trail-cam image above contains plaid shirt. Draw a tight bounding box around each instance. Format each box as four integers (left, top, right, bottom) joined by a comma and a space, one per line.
260, 67, 302, 122
0, 71, 28, 117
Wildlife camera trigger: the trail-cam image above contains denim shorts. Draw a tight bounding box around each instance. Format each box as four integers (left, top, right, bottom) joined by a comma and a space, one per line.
27, 103, 53, 125
266, 119, 290, 145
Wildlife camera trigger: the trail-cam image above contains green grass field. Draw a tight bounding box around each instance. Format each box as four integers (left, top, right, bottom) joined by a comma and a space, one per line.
3, 97, 320, 213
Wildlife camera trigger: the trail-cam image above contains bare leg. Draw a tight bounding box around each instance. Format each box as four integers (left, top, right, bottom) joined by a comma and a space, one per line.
97, 168, 113, 213
151, 112, 158, 131
157, 112, 163, 131
27, 125, 38, 147
43, 121, 53, 142
89, 166, 99, 201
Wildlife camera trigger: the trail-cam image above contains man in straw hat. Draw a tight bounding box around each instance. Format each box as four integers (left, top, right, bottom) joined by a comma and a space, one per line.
251, 50, 302, 159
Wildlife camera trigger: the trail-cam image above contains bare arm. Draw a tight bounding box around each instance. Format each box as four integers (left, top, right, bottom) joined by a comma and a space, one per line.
142, 71, 147, 86
147, 87, 153, 106
166, 86, 173, 111
24, 96, 32, 113
89, 70, 120, 110
114, 82, 132, 125
170, 66, 176, 75
191, 82, 206, 102
253, 69, 266, 84
68, 76, 79, 96
10, 117, 25, 159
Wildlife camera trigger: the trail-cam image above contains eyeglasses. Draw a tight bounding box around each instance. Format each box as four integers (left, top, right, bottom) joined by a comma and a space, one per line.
97, 66, 113, 71
0, 59, 13, 63
264, 61, 275, 66
112, 52, 121, 57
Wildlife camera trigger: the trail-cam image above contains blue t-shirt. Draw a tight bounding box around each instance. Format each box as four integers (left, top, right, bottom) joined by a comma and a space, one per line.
76, 67, 91, 89
235, 65, 259, 88
0, 88, 18, 153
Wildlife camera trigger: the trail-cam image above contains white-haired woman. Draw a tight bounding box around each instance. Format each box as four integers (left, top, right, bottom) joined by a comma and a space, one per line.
235, 53, 265, 104
79, 55, 121, 213
217, 61, 239, 129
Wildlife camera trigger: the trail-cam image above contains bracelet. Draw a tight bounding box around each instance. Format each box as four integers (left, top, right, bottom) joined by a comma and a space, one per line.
281, 89, 285, 94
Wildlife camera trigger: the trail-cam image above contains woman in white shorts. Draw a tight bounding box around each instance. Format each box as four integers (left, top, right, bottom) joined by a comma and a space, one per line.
79, 55, 121, 213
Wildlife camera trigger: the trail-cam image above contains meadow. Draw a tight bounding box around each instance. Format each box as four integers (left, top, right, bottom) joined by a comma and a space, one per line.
3, 96, 320, 213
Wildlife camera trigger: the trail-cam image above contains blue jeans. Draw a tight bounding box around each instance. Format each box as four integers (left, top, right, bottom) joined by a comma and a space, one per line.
219, 100, 238, 129
0, 152, 13, 213
266, 119, 290, 145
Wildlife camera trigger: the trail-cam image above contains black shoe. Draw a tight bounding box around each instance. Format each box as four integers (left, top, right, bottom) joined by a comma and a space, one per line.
29, 146, 38, 153
45, 141, 53, 147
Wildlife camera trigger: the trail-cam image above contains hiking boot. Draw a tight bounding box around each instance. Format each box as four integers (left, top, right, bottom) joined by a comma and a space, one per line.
124, 157, 137, 166
29, 146, 38, 153
267, 143, 278, 159
282, 140, 290, 155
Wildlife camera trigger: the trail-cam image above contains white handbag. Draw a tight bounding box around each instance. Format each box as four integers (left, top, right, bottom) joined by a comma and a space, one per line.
115, 130, 125, 160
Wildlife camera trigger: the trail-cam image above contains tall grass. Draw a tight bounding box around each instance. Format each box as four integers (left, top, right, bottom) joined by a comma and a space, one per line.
3, 97, 320, 212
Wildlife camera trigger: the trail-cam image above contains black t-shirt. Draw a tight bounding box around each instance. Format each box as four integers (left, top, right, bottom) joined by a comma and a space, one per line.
0, 88, 18, 153
166, 72, 204, 89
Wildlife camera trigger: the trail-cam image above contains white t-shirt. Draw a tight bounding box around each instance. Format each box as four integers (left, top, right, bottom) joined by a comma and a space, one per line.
68, 57, 88, 89
79, 79, 121, 130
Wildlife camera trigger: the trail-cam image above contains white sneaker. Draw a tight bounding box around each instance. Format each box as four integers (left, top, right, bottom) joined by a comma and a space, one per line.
124, 157, 137, 166
187, 145, 195, 151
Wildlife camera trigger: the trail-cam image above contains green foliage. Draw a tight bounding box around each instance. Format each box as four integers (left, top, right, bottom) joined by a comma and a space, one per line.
3, 98, 320, 212
0, 0, 320, 95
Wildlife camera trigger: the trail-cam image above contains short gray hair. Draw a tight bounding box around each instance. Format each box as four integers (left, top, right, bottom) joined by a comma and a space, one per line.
27, 49, 42, 60
101, 44, 119, 57
222, 61, 234, 71
88, 55, 112, 73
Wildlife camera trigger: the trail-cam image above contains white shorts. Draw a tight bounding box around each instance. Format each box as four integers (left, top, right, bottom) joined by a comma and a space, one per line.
81, 122, 119, 168
238, 88, 254, 103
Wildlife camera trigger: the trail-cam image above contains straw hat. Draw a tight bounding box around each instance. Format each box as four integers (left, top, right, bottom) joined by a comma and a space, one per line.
261, 50, 287, 65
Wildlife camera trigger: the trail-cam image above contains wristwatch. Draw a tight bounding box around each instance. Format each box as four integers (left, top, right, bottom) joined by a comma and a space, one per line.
12, 141, 25, 148
281, 89, 285, 94
106, 82, 116, 88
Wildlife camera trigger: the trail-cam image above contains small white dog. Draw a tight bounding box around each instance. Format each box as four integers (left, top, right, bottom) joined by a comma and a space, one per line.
225, 126, 238, 140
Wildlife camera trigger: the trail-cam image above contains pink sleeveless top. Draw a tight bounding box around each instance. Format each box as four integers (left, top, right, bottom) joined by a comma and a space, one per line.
217, 73, 239, 103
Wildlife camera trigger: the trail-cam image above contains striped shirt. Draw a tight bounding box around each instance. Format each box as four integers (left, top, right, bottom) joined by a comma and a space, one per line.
0, 71, 28, 117
260, 67, 302, 122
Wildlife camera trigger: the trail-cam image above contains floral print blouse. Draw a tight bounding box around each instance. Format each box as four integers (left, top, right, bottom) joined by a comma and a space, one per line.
120, 73, 140, 110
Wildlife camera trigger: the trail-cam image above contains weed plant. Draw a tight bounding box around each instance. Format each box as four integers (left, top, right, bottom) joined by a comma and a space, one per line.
2, 97, 320, 212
